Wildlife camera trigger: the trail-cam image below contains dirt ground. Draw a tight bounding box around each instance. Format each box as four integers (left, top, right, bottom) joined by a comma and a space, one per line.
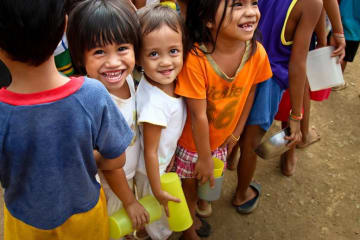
1, 53, 359, 239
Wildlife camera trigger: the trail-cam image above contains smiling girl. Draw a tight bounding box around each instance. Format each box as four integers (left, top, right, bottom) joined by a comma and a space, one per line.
135, 4, 187, 240
67, 0, 150, 238
174, 1, 272, 239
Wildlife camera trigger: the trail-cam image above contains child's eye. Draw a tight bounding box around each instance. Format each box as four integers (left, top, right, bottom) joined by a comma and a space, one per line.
232, 1, 243, 7
170, 49, 179, 55
149, 51, 158, 57
118, 46, 128, 52
252, 1, 258, 6
93, 49, 104, 55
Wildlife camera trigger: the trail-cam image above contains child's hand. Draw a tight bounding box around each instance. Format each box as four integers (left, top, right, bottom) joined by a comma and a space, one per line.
154, 190, 180, 217
220, 135, 239, 156
195, 156, 214, 187
124, 200, 150, 230
330, 34, 346, 63
285, 119, 302, 148
165, 155, 176, 172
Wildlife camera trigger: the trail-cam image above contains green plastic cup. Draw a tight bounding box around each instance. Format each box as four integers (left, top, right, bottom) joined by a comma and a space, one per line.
109, 195, 162, 239
160, 173, 193, 232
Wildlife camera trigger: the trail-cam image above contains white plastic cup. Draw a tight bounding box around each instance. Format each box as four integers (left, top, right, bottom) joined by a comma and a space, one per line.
306, 46, 344, 91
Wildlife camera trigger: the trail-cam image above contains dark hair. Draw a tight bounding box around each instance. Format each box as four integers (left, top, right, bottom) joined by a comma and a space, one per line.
67, 0, 141, 74
137, 4, 187, 58
0, 0, 66, 66
185, 0, 259, 58
64, 0, 84, 14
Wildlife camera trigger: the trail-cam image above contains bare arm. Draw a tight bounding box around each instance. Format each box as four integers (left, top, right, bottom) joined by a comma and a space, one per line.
186, 98, 214, 186
94, 150, 126, 171
101, 168, 149, 229
95, 151, 149, 229
315, 8, 327, 48
143, 123, 180, 216
323, 0, 346, 60
221, 85, 257, 153
287, 0, 322, 147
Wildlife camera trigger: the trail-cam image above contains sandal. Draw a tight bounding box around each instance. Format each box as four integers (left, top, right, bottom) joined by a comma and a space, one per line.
232, 182, 261, 214
196, 218, 211, 238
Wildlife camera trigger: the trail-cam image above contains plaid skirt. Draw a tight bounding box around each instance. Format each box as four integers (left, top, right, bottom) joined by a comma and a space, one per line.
175, 145, 227, 178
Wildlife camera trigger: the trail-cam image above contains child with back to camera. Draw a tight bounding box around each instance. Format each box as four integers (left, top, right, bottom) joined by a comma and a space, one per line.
174, 1, 273, 239
66, 0, 150, 238
0, 0, 135, 239
135, 4, 187, 240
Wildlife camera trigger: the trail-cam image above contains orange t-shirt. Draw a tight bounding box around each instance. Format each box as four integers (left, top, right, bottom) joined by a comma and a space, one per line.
175, 41, 272, 152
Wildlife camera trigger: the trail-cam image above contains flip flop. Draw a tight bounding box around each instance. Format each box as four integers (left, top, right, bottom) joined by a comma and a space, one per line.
195, 201, 212, 218
233, 182, 261, 214
195, 218, 211, 238
296, 127, 320, 149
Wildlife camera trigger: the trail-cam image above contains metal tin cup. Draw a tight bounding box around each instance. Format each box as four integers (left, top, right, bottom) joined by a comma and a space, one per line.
255, 127, 290, 159
197, 174, 224, 201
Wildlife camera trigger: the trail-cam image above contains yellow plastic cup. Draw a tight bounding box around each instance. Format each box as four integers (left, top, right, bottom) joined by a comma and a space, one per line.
160, 173, 193, 232
213, 157, 224, 178
109, 195, 162, 239
160, 1, 177, 10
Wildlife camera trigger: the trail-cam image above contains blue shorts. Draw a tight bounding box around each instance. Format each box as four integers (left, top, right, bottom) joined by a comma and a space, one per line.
246, 77, 284, 131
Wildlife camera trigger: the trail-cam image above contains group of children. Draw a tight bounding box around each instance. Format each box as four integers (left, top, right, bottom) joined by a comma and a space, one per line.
0, 0, 355, 240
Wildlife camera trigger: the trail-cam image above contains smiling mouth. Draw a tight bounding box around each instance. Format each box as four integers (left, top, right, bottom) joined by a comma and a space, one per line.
102, 70, 124, 83
239, 23, 255, 32
158, 69, 174, 76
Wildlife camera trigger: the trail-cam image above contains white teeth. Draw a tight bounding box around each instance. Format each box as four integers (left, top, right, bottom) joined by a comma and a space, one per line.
102, 71, 124, 82
240, 23, 254, 31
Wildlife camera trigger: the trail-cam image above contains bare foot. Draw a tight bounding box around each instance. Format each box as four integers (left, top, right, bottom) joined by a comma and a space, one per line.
232, 186, 256, 206
297, 127, 320, 149
280, 151, 297, 177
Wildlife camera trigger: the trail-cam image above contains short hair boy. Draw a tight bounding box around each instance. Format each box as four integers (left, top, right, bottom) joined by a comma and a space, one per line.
0, 0, 132, 239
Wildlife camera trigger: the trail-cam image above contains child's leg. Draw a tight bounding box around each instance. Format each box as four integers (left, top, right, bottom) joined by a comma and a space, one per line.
234, 78, 282, 212
182, 178, 201, 240
226, 143, 240, 170
175, 145, 212, 240
280, 120, 297, 177
297, 80, 321, 148
233, 125, 265, 207
301, 81, 311, 143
